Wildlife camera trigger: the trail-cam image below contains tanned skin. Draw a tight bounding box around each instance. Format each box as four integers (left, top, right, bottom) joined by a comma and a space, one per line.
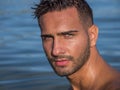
39, 7, 120, 90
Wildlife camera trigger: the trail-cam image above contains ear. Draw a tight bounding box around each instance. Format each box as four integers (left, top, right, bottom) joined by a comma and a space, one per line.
88, 25, 98, 47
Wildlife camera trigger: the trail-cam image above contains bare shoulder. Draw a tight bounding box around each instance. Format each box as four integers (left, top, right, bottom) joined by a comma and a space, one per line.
103, 72, 120, 90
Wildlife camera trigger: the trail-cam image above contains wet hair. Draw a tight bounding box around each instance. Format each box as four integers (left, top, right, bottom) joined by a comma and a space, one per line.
33, 0, 94, 28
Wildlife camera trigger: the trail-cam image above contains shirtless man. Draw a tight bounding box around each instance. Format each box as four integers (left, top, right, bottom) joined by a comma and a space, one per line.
33, 0, 120, 90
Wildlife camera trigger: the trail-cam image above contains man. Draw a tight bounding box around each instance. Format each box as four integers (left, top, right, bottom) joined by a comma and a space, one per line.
33, 0, 120, 90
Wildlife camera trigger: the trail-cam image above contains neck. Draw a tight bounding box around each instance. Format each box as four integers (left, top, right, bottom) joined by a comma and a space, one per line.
67, 47, 113, 90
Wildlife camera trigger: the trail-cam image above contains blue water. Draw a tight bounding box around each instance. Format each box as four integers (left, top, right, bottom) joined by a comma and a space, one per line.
0, 0, 120, 90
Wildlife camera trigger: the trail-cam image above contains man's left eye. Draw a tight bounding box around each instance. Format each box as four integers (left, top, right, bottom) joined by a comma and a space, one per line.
64, 33, 74, 38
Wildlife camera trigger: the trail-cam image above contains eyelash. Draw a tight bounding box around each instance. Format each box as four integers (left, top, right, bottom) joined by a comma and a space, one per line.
64, 33, 75, 38
42, 36, 52, 41
41, 33, 75, 41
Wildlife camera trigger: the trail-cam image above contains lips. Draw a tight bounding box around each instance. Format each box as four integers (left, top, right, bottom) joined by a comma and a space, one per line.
55, 59, 69, 66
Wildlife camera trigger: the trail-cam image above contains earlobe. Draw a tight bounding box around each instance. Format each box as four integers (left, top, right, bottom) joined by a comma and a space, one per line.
88, 25, 98, 47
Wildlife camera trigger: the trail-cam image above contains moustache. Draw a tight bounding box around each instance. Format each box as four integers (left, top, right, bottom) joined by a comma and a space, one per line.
49, 55, 73, 61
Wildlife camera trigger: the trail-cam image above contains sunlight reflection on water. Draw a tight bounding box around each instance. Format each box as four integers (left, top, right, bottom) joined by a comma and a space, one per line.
0, 0, 120, 90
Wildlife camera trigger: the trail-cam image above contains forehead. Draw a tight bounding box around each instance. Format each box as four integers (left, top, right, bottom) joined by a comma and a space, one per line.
40, 7, 80, 23
39, 7, 84, 34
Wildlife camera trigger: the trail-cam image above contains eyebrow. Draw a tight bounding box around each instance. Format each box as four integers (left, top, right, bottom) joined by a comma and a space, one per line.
41, 34, 53, 38
41, 30, 79, 37
57, 30, 79, 36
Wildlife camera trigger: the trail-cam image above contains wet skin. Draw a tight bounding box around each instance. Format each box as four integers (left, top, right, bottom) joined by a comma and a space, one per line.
40, 7, 90, 76
39, 7, 120, 90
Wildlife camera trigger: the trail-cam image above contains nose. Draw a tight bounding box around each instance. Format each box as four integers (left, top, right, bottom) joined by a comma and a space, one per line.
51, 38, 65, 56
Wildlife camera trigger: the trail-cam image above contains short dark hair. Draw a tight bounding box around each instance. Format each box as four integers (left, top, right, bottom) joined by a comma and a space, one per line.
33, 0, 93, 28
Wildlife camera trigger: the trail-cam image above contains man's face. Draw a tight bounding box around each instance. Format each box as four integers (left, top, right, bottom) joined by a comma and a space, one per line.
39, 7, 90, 76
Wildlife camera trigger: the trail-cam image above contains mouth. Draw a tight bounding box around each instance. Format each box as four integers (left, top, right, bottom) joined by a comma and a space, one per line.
54, 59, 70, 67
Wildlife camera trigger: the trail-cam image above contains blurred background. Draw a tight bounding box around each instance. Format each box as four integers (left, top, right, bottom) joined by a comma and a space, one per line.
0, 0, 120, 90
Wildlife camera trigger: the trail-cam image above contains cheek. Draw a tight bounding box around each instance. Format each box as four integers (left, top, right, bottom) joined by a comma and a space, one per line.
67, 35, 88, 56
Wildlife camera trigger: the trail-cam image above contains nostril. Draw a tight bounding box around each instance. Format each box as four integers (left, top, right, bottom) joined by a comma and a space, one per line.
51, 44, 65, 57
51, 38, 65, 56
52, 46, 60, 56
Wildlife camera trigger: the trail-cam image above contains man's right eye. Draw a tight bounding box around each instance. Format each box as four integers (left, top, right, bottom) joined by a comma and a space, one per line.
41, 36, 52, 41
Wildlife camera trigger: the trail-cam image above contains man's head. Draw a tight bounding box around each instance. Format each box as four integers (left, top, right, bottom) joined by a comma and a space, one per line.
34, 0, 98, 76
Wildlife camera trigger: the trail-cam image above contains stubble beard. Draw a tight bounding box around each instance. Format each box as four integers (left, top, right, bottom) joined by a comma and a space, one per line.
46, 39, 90, 77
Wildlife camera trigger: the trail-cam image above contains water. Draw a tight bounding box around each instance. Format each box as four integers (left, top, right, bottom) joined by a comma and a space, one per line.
0, 0, 120, 90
